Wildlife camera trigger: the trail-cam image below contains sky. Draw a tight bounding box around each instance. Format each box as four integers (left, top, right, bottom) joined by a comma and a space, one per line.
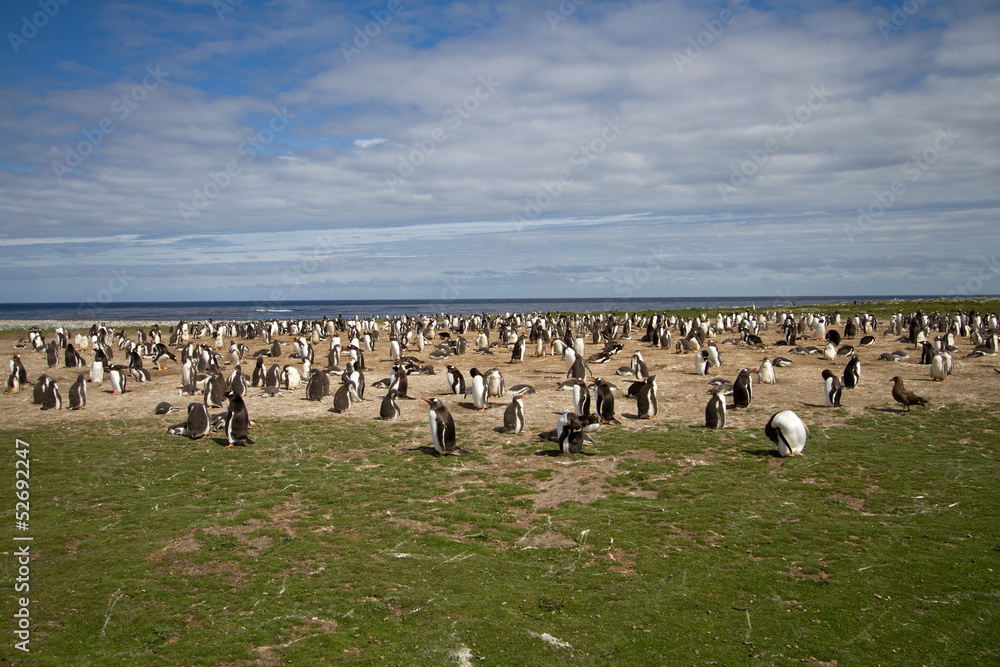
0, 0, 998, 304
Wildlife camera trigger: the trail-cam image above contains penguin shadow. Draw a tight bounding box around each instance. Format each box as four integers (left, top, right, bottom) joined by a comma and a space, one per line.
745, 447, 783, 459
799, 402, 830, 408
868, 406, 908, 414
407, 445, 469, 458
457, 401, 490, 411
534, 448, 595, 457
210, 437, 251, 448
492, 426, 524, 434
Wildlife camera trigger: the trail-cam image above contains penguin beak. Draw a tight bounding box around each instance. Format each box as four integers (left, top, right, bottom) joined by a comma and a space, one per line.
421, 397, 432, 404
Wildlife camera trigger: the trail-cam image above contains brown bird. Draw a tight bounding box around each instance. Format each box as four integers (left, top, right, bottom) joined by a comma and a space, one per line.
890, 376, 928, 412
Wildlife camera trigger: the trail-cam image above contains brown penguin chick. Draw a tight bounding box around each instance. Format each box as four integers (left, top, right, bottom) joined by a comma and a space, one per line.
890, 376, 928, 412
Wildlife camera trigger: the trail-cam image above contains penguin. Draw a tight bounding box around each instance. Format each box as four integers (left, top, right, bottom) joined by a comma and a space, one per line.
154, 401, 181, 415
228, 366, 250, 395
705, 386, 726, 429
90, 350, 107, 384
222, 391, 254, 447
204, 373, 226, 407
108, 365, 127, 395
509, 336, 524, 364
592, 377, 618, 424
306, 369, 330, 400
757, 358, 776, 385
423, 397, 457, 457
502, 394, 526, 434
636, 375, 657, 420
556, 412, 585, 454
389, 337, 402, 361
630, 351, 649, 381
186, 402, 212, 439
265, 363, 281, 388
388, 362, 409, 399
33, 374, 50, 405
485, 368, 505, 399
930, 352, 948, 381
694, 350, 710, 376
40, 378, 61, 410
705, 342, 721, 369
251, 356, 265, 387
45, 341, 58, 368
821, 369, 843, 407
842, 355, 860, 389
566, 354, 587, 381
920, 341, 934, 365
5, 369, 20, 395
822, 341, 837, 362
445, 365, 466, 395
332, 381, 357, 413
379, 388, 401, 420
281, 365, 301, 390
571, 378, 591, 417
468, 367, 488, 410
130, 366, 152, 383
733, 369, 752, 409
68, 373, 87, 410
764, 410, 809, 457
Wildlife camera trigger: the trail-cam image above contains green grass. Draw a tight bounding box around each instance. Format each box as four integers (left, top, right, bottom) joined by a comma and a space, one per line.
3, 405, 999, 665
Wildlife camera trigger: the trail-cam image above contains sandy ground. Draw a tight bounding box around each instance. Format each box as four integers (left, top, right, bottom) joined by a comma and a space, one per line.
3, 314, 998, 447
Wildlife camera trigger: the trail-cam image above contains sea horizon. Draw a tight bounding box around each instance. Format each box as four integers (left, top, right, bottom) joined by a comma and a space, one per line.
1, 294, 996, 327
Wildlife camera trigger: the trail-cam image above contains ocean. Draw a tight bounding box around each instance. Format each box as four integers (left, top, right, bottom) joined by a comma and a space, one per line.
0, 295, 956, 326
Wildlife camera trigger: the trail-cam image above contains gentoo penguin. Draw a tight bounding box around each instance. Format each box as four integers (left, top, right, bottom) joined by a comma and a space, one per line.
502, 394, 526, 434
822, 341, 837, 362
592, 377, 618, 424
388, 362, 408, 399
509, 336, 524, 364
765, 410, 809, 457
891, 376, 928, 412
389, 337, 402, 361
422, 397, 457, 457
281, 365, 301, 390
694, 350, 710, 376
636, 375, 657, 420
485, 368, 505, 399
571, 378, 591, 417
468, 368, 488, 410
332, 381, 357, 413
757, 358, 776, 385
379, 388, 401, 420
821, 369, 843, 407
45, 341, 58, 368
40, 378, 61, 410
445, 365, 466, 395
842, 355, 860, 389
705, 342, 721, 369
204, 373, 226, 407
186, 402, 212, 439
68, 373, 87, 410
566, 354, 587, 381
251, 356, 265, 387
5, 369, 20, 395
733, 369, 752, 409
705, 386, 726, 429
90, 350, 107, 384
107, 365, 127, 395
265, 363, 281, 388
130, 366, 151, 383
930, 352, 948, 381
557, 412, 585, 454
630, 351, 649, 381
154, 401, 181, 415
222, 391, 254, 447
920, 341, 934, 365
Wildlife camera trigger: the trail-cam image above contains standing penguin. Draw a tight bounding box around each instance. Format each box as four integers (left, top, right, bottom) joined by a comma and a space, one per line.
485, 368, 505, 399
592, 377, 618, 424
757, 358, 776, 385
305, 370, 327, 401
90, 349, 107, 384
379, 388, 401, 420
571, 378, 591, 417
332, 381, 358, 413
636, 375, 657, 420
821, 369, 843, 407
422, 397, 457, 457
509, 336, 524, 364
630, 351, 649, 381
502, 394, 526, 434
733, 369, 753, 409
705, 386, 726, 429
68, 373, 87, 410
186, 402, 212, 439
694, 350, 710, 376
930, 352, 948, 382
108, 365, 128, 395
251, 356, 265, 387
222, 391, 254, 447
765, 410, 809, 457
40, 377, 62, 410
842, 355, 860, 389
388, 362, 408, 399
445, 365, 466, 395
468, 368, 488, 410
556, 412, 586, 454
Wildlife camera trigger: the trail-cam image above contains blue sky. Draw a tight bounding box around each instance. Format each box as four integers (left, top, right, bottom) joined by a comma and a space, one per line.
1, 0, 998, 303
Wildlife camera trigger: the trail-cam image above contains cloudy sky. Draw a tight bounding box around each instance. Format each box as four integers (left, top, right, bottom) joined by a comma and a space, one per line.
1, 0, 998, 304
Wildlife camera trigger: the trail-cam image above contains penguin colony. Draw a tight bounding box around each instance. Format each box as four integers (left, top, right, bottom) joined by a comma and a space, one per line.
4, 307, 998, 459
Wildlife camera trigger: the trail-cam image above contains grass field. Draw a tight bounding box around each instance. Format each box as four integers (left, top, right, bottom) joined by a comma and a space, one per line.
4, 397, 999, 665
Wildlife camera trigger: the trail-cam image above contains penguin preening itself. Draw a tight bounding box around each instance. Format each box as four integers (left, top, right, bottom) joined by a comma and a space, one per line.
705, 386, 726, 429
635, 375, 657, 420
502, 394, 526, 434
423, 397, 457, 457
186, 402, 212, 439
222, 391, 254, 447
764, 410, 809, 457
842, 355, 860, 389
468, 367, 488, 410
591, 377, 618, 424
379, 389, 401, 420
821, 369, 843, 407
732, 369, 752, 409
68, 373, 87, 410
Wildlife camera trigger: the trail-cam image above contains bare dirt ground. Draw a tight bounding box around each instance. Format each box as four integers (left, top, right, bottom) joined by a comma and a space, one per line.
3, 315, 997, 445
